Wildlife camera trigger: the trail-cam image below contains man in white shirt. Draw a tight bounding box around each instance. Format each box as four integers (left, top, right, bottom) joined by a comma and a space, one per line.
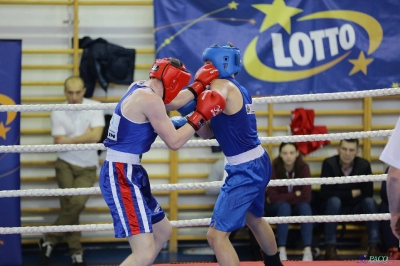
380, 117, 400, 240
39, 76, 105, 266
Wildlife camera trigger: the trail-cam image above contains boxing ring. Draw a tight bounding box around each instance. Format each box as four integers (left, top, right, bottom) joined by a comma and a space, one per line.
1, 88, 400, 265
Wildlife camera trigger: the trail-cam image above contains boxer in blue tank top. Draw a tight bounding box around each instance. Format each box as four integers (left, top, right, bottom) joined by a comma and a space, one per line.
195, 44, 283, 266
99, 57, 221, 266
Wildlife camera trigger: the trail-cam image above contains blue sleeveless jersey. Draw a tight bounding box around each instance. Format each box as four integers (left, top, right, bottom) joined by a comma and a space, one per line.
103, 82, 158, 154
210, 77, 260, 157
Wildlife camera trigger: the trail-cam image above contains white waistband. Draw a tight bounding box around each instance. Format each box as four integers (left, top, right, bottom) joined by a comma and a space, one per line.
106, 148, 141, 165
226, 145, 265, 166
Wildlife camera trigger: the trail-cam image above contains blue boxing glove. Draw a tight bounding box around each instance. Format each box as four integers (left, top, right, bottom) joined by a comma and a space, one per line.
154, 116, 187, 134
170, 116, 187, 129
177, 99, 197, 116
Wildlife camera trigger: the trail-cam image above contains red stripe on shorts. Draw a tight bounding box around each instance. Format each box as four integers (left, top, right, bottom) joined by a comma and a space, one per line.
115, 162, 140, 235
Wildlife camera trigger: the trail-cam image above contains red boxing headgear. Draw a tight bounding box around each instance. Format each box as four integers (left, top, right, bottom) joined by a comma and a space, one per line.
149, 58, 191, 104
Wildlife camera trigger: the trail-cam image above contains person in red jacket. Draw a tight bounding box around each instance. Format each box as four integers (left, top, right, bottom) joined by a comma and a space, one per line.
265, 142, 313, 261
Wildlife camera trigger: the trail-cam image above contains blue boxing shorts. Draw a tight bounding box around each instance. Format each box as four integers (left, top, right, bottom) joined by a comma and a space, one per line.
210, 151, 271, 232
100, 161, 165, 238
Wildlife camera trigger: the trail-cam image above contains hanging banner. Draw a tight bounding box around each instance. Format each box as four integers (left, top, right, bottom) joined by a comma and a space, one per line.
154, 0, 400, 95
0, 40, 22, 266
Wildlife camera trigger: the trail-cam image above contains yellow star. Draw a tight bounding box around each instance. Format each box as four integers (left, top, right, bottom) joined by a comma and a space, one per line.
0, 122, 11, 140
348, 51, 374, 76
392, 82, 399, 88
228, 1, 239, 10
253, 0, 303, 34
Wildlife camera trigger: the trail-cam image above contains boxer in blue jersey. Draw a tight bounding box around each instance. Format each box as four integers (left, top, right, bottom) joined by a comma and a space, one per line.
99, 57, 223, 266
194, 44, 283, 266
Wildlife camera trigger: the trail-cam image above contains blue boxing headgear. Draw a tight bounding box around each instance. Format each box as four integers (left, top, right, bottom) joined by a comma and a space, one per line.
202, 45, 242, 78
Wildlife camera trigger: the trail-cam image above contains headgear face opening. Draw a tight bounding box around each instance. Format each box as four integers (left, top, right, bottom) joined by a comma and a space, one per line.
149, 58, 191, 104
202, 45, 242, 78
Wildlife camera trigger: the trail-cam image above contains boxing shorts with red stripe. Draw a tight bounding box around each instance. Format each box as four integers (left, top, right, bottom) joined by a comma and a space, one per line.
100, 154, 165, 238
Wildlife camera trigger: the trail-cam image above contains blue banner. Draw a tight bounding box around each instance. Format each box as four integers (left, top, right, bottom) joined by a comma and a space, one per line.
154, 0, 400, 95
0, 40, 22, 266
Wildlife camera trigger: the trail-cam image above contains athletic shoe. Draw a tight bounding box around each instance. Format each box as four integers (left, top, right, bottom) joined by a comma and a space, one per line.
72, 252, 87, 266
38, 238, 53, 266
302, 250, 313, 261
278, 248, 288, 261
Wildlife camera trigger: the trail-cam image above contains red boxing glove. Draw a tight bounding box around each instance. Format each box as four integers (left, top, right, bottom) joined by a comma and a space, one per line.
187, 64, 219, 98
187, 90, 226, 130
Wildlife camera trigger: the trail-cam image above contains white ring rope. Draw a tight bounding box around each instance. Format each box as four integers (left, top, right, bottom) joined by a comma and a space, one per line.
0, 214, 391, 235
0, 174, 387, 198
0, 130, 393, 153
252, 87, 400, 104
0, 87, 399, 112
0, 103, 117, 112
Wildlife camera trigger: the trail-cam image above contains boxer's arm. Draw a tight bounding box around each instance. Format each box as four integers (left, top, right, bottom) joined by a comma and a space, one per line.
196, 121, 214, 139
387, 166, 400, 239
143, 93, 195, 151
170, 116, 187, 130
209, 79, 229, 101
165, 89, 195, 111
177, 99, 197, 116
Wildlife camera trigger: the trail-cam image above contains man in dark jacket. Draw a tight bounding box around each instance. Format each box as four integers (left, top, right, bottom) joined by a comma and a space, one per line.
320, 139, 379, 260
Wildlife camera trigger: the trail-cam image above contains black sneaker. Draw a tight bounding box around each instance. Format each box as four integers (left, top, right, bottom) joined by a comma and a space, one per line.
71, 252, 87, 266
38, 238, 53, 266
